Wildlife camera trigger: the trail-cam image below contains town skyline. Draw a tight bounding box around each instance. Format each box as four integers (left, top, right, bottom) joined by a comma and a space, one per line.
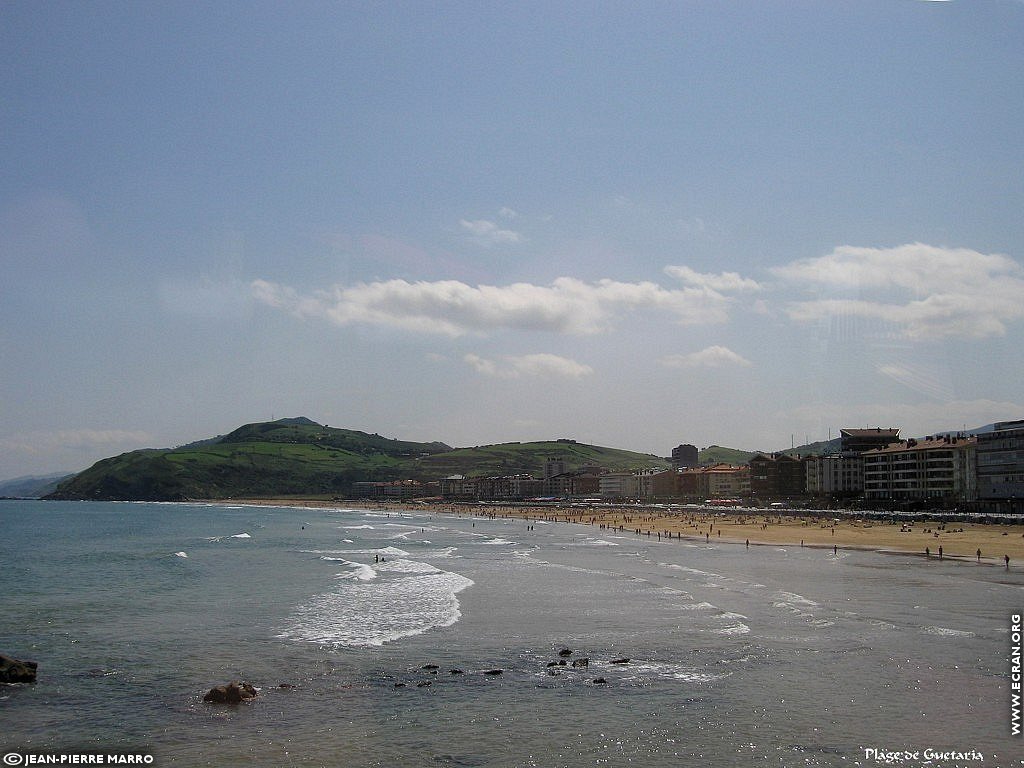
3, 2, 1023, 480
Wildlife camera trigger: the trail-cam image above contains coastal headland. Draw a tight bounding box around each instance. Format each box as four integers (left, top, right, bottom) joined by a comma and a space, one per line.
224, 498, 1024, 564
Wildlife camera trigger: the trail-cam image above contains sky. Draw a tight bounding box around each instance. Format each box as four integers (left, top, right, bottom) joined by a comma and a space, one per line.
2, 0, 1024, 481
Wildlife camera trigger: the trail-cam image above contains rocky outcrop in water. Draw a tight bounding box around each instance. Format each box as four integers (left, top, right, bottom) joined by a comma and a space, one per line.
0, 654, 37, 683
203, 681, 257, 704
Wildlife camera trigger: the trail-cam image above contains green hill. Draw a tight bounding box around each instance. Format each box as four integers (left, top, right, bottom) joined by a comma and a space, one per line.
413, 440, 667, 478
698, 445, 756, 465
46, 419, 667, 501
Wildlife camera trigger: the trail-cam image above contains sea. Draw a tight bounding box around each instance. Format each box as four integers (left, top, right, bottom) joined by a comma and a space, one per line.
1, 500, 1022, 768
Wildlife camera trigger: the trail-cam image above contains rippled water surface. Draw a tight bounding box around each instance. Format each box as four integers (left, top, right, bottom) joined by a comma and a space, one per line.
1, 501, 1022, 767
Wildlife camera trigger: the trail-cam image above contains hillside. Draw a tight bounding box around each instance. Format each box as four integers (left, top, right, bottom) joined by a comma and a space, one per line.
0, 472, 74, 499
46, 419, 667, 501
413, 440, 667, 478
697, 445, 756, 465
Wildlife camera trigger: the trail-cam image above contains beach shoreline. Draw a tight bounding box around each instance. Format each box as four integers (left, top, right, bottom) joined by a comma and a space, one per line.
219, 497, 1024, 565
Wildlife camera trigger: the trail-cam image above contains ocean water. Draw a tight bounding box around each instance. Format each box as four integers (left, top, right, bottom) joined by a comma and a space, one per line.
1, 500, 1022, 767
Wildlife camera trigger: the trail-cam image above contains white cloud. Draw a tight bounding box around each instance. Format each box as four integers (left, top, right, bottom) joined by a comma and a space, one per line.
498, 207, 518, 220
661, 346, 753, 369
772, 243, 1024, 339
665, 265, 762, 292
459, 219, 522, 246
463, 353, 593, 379
252, 269, 754, 337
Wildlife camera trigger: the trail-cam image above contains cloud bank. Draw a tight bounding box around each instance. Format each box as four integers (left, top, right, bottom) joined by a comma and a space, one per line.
463, 353, 593, 379
460, 219, 522, 246
773, 243, 1024, 339
661, 346, 753, 369
252, 265, 753, 336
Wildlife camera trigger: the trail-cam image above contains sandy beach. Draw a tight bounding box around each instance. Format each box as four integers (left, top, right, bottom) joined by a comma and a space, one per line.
228, 497, 1024, 565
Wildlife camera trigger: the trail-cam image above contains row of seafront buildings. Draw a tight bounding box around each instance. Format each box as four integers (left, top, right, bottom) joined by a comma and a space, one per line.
352, 420, 1024, 514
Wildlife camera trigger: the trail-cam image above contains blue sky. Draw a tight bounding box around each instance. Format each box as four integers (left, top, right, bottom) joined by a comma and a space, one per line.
2, 0, 1024, 480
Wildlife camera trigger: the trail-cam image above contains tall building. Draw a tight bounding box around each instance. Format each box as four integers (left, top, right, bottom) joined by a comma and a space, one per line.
862, 435, 977, 506
544, 458, 568, 479
749, 453, 806, 499
805, 454, 863, 497
671, 444, 699, 469
975, 420, 1024, 514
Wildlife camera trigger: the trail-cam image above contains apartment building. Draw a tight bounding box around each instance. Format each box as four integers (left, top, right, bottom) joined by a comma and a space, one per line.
975, 420, 1024, 514
862, 435, 977, 506
638, 468, 682, 500
749, 453, 805, 499
805, 453, 864, 497
600, 471, 638, 500
679, 464, 750, 501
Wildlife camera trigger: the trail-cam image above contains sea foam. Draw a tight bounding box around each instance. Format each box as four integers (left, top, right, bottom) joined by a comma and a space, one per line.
280, 565, 474, 647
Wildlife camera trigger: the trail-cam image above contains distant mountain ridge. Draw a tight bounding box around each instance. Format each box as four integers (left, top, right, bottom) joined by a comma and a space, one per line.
0, 472, 74, 499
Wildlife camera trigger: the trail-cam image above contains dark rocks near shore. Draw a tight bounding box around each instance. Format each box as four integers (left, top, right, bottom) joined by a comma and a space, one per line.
571, 657, 589, 668
203, 681, 257, 704
1, 653, 37, 683
558, 648, 573, 657
609, 657, 630, 665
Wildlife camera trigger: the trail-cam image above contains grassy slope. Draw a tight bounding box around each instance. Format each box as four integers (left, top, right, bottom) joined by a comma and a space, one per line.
47, 422, 669, 500
411, 441, 668, 478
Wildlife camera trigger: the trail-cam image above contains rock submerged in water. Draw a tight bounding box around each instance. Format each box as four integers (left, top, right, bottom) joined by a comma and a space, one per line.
1, 654, 37, 683
203, 681, 257, 704
609, 658, 630, 665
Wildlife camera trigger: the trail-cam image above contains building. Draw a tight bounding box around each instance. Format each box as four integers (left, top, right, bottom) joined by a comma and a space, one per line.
679, 464, 750, 501
840, 428, 901, 454
439, 475, 478, 501
748, 453, 806, 499
599, 472, 637, 501
805, 454, 864, 498
543, 459, 568, 479
350, 480, 431, 500
545, 470, 601, 498
639, 469, 681, 500
974, 420, 1024, 514
862, 435, 977, 506
671, 444, 699, 469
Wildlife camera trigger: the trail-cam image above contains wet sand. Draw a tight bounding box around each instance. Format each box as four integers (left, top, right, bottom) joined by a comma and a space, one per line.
225, 497, 1024, 565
